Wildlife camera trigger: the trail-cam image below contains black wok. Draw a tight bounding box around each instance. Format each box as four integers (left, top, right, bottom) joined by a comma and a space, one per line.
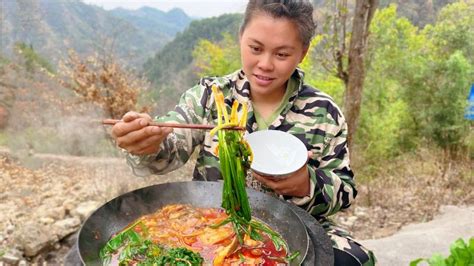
78, 181, 311, 265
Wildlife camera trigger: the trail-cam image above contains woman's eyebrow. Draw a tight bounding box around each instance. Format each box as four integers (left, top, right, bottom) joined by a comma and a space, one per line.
248, 38, 264, 46
248, 38, 296, 50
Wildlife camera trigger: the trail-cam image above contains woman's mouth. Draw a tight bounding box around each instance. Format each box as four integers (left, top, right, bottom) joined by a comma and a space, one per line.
254, 74, 274, 86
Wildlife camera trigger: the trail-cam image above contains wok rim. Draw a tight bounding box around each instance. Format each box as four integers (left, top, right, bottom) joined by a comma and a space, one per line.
77, 181, 310, 265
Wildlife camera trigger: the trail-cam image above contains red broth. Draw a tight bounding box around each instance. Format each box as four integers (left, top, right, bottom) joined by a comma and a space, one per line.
106, 204, 289, 265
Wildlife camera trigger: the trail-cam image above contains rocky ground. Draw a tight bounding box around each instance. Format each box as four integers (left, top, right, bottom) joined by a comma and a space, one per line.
0, 149, 193, 265
0, 147, 472, 265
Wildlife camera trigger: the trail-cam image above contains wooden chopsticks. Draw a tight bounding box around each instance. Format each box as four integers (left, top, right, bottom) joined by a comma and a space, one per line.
102, 119, 245, 131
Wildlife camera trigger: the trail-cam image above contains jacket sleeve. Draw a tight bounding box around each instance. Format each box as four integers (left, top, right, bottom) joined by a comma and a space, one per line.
290, 114, 357, 219
126, 83, 210, 176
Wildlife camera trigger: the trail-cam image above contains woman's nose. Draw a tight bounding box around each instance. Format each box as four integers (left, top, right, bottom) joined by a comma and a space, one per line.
257, 54, 274, 71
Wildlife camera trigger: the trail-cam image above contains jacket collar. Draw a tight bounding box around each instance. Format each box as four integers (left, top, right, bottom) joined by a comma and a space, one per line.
228, 68, 305, 131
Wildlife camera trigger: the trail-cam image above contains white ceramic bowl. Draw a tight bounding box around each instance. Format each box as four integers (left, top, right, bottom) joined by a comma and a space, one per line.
245, 130, 308, 177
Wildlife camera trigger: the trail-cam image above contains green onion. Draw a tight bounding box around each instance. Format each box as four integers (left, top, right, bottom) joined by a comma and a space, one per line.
211, 85, 293, 258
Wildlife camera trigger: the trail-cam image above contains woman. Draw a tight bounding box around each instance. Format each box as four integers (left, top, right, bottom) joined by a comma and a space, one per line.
112, 0, 375, 265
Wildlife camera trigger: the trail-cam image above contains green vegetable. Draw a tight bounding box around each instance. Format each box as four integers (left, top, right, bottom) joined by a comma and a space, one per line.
249, 220, 287, 251
100, 219, 148, 264
211, 85, 297, 262
99, 219, 203, 265
410, 237, 474, 266
141, 247, 204, 266
218, 130, 252, 221
286, 251, 301, 262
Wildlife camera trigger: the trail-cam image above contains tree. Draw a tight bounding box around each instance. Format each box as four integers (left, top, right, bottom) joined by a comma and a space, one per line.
343, 0, 379, 150
359, 5, 427, 159
59, 50, 151, 119
388, 1, 474, 157
417, 1, 474, 156
14, 42, 55, 74
192, 33, 241, 77
314, 0, 379, 150
428, 52, 471, 155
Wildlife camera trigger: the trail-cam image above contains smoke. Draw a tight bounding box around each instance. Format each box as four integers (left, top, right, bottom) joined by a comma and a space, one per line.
1, 63, 119, 161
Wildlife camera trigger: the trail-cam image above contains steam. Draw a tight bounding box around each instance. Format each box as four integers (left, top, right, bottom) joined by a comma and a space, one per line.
5, 97, 116, 159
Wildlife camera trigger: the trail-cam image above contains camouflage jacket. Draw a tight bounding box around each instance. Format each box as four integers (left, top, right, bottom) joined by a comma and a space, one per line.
127, 69, 357, 219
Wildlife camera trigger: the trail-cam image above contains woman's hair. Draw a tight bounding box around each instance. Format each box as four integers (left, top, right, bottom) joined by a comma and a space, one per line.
240, 0, 316, 47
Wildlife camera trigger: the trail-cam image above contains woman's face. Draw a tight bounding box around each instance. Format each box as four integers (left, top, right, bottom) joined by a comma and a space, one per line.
240, 13, 308, 98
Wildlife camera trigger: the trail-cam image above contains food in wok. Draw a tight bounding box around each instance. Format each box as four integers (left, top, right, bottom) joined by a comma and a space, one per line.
100, 85, 299, 265
100, 204, 292, 265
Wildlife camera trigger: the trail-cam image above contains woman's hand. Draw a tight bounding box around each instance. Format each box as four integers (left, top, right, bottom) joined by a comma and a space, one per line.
252, 151, 313, 197
111, 111, 173, 155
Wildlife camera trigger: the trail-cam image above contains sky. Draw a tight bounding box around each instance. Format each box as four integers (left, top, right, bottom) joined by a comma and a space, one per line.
82, 0, 248, 18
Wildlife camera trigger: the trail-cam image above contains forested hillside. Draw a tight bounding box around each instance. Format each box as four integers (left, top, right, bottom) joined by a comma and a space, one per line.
312, 0, 457, 27
0, 0, 191, 67
143, 14, 242, 113
380, 0, 457, 27
143, 0, 459, 113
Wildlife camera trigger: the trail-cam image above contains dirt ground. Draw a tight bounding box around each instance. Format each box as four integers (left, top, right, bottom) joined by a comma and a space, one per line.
0, 147, 472, 265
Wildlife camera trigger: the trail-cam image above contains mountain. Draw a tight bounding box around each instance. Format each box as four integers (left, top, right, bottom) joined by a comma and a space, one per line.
144, 14, 242, 86
110, 6, 192, 38
142, 13, 242, 113
0, 0, 192, 67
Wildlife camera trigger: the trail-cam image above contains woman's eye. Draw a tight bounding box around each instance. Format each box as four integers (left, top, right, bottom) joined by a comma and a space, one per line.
276, 53, 290, 59
249, 46, 261, 53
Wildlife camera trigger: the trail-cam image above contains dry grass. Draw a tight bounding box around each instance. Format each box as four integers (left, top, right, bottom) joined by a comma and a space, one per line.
335, 147, 473, 240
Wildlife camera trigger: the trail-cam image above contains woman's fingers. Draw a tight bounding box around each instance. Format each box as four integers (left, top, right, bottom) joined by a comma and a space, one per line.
122, 111, 152, 123
109, 112, 174, 156
253, 172, 276, 185
127, 133, 167, 155
121, 111, 139, 122
252, 164, 310, 197
132, 128, 172, 155
111, 111, 153, 139
117, 126, 173, 153
111, 118, 147, 138
252, 172, 281, 190
116, 126, 160, 147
